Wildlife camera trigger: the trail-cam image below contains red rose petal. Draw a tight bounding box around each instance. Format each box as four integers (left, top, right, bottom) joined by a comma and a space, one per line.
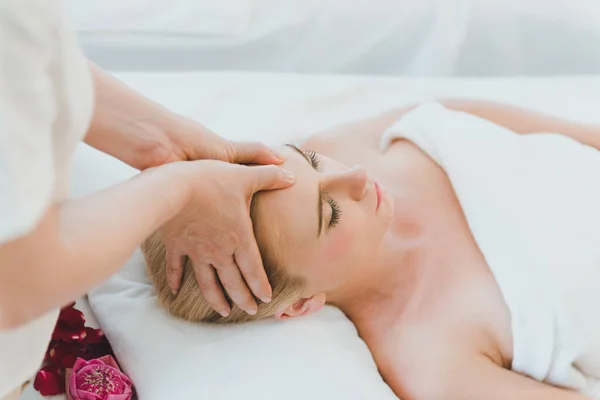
53, 326, 87, 343
51, 325, 66, 342
69, 327, 87, 343
47, 343, 63, 365
62, 353, 77, 369
58, 306, 86, 330
44, 344, 55, 363
84, 327, 106, 344
33, 366, 65, 396
85, 341, 115, 361
48, 341, 96, 368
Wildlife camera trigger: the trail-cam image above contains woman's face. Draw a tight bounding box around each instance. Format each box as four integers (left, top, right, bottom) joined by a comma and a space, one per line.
254, 144, 394, 297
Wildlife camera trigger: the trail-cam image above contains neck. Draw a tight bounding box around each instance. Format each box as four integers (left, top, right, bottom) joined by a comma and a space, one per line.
327, 180, 455, 329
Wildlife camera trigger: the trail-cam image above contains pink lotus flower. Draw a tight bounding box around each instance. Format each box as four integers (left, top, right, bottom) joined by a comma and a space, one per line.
66, 356, 133, 400
34, 304, 123, 397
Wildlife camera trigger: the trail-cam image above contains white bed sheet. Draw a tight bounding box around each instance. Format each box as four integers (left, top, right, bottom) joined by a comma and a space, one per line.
104, 72, 600, 141
21, 72, 600, 400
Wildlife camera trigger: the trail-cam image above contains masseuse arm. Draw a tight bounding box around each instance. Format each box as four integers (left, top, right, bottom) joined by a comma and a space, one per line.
440, 99, 600, 150
0, 161, 292, 329
83, 62, 293, 315
83, 62, 283, 170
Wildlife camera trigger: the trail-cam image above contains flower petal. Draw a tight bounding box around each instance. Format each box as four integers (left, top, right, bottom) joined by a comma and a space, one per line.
105, 392, 133, 400
72, 357, 88, 372
53, 325, 88, 344
52, 324, 69, 342
62, 353, 78, 369
58, 306, 86, 330
98, 355, 119, 370
83, 327, 107, 344
65, 368, 75, 400
33, 365, 65, 396
67, 327, 88, 343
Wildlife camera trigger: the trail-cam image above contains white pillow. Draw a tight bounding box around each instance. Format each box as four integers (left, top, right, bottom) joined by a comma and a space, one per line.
72, 145, 397, 400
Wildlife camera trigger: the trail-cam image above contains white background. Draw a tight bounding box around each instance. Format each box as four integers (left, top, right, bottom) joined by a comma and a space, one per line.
68, 0, 600, 75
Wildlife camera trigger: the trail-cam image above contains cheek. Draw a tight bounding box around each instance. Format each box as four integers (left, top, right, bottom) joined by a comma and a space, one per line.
322, 227, 356, 263
322, 210, 378, 263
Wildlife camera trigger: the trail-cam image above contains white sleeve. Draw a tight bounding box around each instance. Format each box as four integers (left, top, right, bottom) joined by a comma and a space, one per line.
0, 0, 59, 243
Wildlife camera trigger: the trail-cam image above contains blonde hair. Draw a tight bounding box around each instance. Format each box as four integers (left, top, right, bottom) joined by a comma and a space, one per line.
141, 193, 304, 324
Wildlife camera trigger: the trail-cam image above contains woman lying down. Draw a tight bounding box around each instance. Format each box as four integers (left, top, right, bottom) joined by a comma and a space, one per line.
142, 99, 600, 400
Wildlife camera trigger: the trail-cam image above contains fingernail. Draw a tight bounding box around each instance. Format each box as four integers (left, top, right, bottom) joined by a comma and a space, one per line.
260, 296, 272, 304
171, 289, 178, 296
247, 307, 257, 316
219, 309, 230, 318
283, 169, 295, 182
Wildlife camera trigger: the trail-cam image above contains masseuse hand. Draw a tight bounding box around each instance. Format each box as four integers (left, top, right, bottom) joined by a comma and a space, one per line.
138, 118, 293, 315
159, 158, 294, 317
100, 113, 284, 170
144, 116, 293, 316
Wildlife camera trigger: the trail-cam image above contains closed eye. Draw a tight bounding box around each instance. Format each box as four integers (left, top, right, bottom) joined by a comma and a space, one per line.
285, 144, 341, 233
304, 149, 320, 169
327, 198, 341, 228
300, 148, 341, 229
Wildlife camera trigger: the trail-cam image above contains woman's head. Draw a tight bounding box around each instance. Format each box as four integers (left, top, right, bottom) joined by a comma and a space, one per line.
142, 144, 393, 323
254, 144, 393, 295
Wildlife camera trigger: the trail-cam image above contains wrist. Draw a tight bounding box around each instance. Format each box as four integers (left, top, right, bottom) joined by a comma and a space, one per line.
138, 162, 195, 224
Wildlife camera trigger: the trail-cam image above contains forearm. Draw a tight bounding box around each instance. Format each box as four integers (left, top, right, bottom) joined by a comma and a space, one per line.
0, 164, 189, 329
84, 62, 184, 169
440, 98, 600, 149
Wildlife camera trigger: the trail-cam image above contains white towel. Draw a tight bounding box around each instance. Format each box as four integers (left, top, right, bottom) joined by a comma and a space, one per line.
380, 103, 600, 398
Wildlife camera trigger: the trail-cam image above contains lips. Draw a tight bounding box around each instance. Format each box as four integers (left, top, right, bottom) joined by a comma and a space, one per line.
374, 181, 382, 211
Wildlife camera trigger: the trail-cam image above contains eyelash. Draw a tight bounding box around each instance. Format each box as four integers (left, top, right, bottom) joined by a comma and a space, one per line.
302, 147, 341, 228
327, 198, 341, 227
304, 149, 320, 169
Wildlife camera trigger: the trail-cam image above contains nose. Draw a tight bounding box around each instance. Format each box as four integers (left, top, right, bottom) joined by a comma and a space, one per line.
322, 165, 369, 201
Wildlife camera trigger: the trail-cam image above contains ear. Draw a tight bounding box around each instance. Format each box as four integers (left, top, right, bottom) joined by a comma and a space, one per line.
274, 293, 326, 320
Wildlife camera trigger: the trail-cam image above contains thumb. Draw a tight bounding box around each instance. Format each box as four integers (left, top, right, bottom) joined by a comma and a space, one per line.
245, 165, 295, 192
230, 141, 285, 165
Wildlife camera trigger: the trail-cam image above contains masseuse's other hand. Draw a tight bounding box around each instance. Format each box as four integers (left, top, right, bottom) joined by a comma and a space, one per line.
121, 115, 284, 169
159, 160, 295, 317
175, 117, 284, 166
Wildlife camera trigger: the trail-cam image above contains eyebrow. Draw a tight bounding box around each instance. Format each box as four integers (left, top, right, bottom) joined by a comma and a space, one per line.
285, 144, 324, 237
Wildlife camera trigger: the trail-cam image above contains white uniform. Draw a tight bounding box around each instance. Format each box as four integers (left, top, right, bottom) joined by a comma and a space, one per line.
0, 0, 94, 397
381, 103, 600, 398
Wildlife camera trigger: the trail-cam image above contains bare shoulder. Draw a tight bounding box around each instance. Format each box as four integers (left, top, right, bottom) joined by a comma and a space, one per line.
372, 327, 471, 400
370, 324, 586, 400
